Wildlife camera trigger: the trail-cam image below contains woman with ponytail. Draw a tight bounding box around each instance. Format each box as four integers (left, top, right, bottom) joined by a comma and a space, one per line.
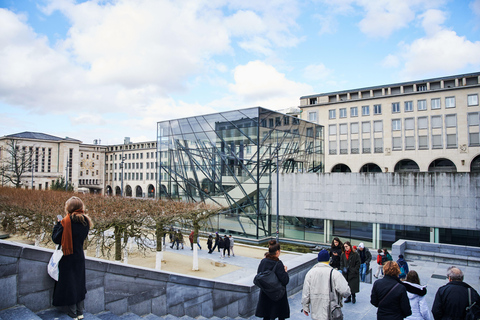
255, 240, 290, 320
52, 196, 93, 320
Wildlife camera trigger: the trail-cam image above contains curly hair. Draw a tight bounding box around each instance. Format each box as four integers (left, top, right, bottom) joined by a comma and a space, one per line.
383, 261, 400, 276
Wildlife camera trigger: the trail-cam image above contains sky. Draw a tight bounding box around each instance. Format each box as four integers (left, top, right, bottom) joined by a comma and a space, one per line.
1, 0, 480, 145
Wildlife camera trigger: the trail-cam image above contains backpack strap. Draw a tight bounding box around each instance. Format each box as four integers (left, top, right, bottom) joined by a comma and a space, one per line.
379, 283, 400, 306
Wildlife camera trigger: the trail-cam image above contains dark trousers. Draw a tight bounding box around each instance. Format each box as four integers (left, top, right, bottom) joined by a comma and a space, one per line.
66, 299, 84, 318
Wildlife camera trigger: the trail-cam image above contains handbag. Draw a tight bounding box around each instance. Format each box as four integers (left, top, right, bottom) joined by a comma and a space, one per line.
329, 269, 343, 320
465, 288, 480, 320
48, 245, 63, 281
253, 261, 286, 301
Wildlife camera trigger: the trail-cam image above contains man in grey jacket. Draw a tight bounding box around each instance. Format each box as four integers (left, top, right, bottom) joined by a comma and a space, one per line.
302, 249, 351, 320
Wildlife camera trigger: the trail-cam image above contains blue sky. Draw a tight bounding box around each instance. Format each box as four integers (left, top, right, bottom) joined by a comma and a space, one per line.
1, 0, 480, 144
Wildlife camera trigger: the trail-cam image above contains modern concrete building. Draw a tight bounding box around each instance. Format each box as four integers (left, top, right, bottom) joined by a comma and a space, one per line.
299, 72, 480, 173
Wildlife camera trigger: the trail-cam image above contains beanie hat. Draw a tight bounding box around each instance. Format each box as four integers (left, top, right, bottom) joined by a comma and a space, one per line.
317, 249, 330, 262
358, 243, 364, 249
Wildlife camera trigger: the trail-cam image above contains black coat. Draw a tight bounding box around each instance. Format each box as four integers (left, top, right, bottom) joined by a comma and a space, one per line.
330, 244, 342, 269
340, 251, 361, 293
370, 275, 412, 320
432, 281, 480, 320
255, 257, 290, 319
52, 219, 89, 306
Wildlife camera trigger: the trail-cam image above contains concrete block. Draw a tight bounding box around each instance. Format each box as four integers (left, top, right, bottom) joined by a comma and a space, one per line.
167, 302, 185, 317
85, 286, 105, 314
18, 289, 51, 312
213, 305, 228, 318
151, 295, 167, 316
86, 269, 105, 290
0, 255, 18, 278
20, 246, 52, 263
185, 302, 201, 318
18, 259, 54, 295
0, 275, 17, 310
227, 300, 239, 318
0, 240, 23, 258
129, 299, 152, 316
200, 297, 214, 318
106, 297, 128, 315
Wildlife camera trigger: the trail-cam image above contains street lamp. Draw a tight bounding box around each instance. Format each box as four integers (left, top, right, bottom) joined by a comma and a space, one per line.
120, 156, 126, 197
65, 160, 69, 191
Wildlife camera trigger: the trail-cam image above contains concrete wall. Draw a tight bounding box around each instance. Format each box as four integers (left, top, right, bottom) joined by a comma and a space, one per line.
0, 240, 317, 317
274, 172, 480, 230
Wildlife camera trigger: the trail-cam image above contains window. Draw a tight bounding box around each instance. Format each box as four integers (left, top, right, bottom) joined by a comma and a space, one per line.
329, 141, 337, 154
445, 114, 457, 128
308, 112, 317, 122
309, 98, 317, 105
405, 118, 415, 130
329, 109, 336, 119
339, 108, 347, 118
419, 136, 428, 149
468, 112, 479, 126
468, 112, 480, 146
284, 116, 290, 125
432, 135, 442, 148
405, 136, 415, 150
362, 138, 371, 153
445, 97, 455, 109
351, 107, 358, 117
392, 119, 401, 131
392, 102, 400, 113
362, 106, 370, 116
392, 137, 402, 150
351, 122, 359, 134
418, 117, 428, 129
269, 118, 274, 127
329, 125, 337, 136
431, 116, 442, 128
446, 134, 457, 148
275, 117, 281, 126
351, 139, 359, 154
306, 127, 313, 137
404, 101, 413, 112
374, 138, 383, 153
374, 104, 382, 115
431, 98, 441, 110
374, 120, 383, 132
340, 140, 348, 154
362, 121, 371, 133
339, 123, 348, 135
468, 94, 479, 106
417, 100, 427, 111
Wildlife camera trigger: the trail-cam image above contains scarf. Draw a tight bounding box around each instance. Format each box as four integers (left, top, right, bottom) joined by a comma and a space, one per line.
345, 249, 351, 261
61, 209, 83, 256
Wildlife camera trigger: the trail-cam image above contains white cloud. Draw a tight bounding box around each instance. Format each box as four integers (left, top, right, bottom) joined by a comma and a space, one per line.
228, 60, 312, 108
302, 64, 333, 81
419, 9, 446, 36
381, 54, 400, 68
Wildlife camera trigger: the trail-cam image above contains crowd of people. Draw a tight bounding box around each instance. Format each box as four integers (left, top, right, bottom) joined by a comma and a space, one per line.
49, 197, 479, 320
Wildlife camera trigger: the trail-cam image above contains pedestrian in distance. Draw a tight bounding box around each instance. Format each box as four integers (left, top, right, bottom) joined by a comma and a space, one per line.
189, 230, 201, 250
218, 235, 225, 258
357, 242, 372, 282
255, 240, 290, 320
397, 254, 409, 280
404, 270, 430, 320
301, 249, 351, 320
340, 241, 360, 304
52, 196, 94, 320
432, 266, 480, 320
384, 248, 393, 262
207, 234, 213, 253
370, 261, 412, 320
329, 237, 343, 270
223, 234, 230, 257
229, 234, 235, 257
210, 232, 220, 253
374, 249, 385, 278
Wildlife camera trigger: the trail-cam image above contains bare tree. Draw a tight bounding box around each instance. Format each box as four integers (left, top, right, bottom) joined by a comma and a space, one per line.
0, 139, 34, 188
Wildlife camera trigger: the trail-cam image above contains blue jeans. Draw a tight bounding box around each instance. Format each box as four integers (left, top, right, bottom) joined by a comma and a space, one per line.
360, 263, 367, 282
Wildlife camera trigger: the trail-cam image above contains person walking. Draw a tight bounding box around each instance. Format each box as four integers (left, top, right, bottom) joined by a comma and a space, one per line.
229, 234, 235, 257
397, 254, 409, 280
301, 249, 350, 320
370, 261, 412, 320
432, 266, 480, 319
357, 242, 372, 282
223, 234, 230, 257
340, 241, 360, 304
374, 249, 385, 278
210, 232, 220, 253
330, 237, 343, 270
218, 235, 225, 258
189, 230, 201, 250
404, 270, 430, 320
52, 196, 94, 320
207, 234, 213, 253
255, 240, 290, 320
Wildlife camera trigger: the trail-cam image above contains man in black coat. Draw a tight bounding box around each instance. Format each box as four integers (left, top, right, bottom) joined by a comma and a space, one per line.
357, 243, 372, 282
432, 266, 480, 319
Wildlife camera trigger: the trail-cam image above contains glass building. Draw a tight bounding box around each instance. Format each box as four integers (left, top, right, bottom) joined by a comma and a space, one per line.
157, 107, 324, 238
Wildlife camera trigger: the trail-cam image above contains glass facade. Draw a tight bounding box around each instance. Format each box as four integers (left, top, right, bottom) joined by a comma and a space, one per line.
157, 107, 324, 238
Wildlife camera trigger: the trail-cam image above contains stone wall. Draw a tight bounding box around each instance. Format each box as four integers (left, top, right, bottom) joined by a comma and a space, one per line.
0, 240, 317, 317
275, 172, 480, 230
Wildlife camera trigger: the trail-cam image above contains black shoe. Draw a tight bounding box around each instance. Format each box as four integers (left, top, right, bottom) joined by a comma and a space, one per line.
352, 296, 356, 304
344, 296, 352, 303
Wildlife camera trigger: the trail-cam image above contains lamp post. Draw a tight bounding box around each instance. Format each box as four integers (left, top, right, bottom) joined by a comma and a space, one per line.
276, 131, 280, 243
31, 159, 34, 190
65, 160, 69, 191
120, 156, 126, 197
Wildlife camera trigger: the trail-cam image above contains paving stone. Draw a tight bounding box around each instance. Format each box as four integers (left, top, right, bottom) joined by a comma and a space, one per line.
0, 305, 42, 320
96, 311, 123, 320
118, 312, 143, 320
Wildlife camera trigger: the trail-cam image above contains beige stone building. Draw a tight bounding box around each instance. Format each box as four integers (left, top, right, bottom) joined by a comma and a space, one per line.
299, 72, 480, 173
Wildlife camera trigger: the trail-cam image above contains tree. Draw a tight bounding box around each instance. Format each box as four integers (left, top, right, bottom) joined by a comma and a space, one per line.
51, 177, 74, 192
0, 139, 34, 188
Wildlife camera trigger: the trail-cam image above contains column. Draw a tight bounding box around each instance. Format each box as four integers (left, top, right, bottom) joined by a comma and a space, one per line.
324, 219, 332, 243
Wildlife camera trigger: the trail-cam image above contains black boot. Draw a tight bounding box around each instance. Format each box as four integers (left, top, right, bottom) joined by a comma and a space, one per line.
352, 294, 356, 304
344, 296, 352, 303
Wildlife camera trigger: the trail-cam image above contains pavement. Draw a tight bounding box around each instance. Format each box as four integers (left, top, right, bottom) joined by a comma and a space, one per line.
164, 241, 480, 320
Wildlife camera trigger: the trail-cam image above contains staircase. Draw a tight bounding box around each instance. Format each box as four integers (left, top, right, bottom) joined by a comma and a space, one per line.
0, 305, 260, 320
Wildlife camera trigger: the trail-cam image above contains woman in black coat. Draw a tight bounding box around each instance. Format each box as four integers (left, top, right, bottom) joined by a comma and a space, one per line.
52, 196, 93, 320
330, 237, 343, 269
255, 240, 290, 320
370, 261, 412, 320
340, 241, 361, 303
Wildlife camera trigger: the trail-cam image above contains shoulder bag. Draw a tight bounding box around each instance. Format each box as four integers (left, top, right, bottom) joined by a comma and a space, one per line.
329, 269, 343, 320
465, 287, 480, 320
47, 244, 63, 281
254, 261, 286, 301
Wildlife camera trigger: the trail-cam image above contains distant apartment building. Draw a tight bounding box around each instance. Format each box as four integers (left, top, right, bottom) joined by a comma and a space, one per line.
299, 72, 480, 174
